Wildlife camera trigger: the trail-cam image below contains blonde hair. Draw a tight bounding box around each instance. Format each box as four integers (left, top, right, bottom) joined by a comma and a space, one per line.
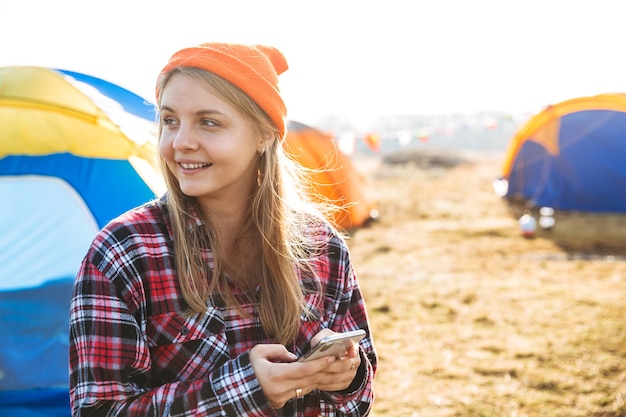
156, 67, 335, 344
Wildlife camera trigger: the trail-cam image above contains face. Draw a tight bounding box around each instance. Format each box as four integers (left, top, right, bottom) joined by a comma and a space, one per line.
159, 73, 264, 210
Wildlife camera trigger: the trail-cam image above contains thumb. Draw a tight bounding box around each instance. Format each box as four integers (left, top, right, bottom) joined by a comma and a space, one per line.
251, 344, 298, 363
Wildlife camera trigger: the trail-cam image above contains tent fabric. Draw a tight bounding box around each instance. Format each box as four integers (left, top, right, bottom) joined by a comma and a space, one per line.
0, 66, 163, 417
500, 93, 626, 212
0, 66, 158, 162
0, 388, 70, 417
284, 120, 377, 230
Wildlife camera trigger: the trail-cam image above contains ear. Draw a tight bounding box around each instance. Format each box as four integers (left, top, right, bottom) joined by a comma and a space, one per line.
257, 137, 266, 154
257, 136, 276, 154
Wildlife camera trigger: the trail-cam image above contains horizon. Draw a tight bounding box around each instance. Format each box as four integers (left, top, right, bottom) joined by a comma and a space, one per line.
2, 0, 625, 130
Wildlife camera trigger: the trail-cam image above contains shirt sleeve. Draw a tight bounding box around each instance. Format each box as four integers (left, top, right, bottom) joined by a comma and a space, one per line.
68, 229, 276, 417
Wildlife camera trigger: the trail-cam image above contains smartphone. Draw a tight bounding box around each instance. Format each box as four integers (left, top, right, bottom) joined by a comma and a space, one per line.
297, 329, 366, 362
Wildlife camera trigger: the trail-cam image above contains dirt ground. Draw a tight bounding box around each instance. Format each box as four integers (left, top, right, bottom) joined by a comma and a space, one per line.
345, 149, 626, 416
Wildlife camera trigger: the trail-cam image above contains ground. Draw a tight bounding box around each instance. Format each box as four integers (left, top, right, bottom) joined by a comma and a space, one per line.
345, 149, 626, 416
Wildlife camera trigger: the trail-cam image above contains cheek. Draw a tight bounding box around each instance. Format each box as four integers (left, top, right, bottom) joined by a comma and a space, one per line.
212, 141, 255, 164
158, 136, 179, 176
158, 134, 174, 159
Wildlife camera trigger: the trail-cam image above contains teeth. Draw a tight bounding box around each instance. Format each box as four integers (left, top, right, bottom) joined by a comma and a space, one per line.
180, 162, 209, 169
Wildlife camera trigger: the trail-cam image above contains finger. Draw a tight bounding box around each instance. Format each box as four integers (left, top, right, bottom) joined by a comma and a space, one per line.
346, 341, 360, 358
314, 357, 361, 391
338, 355, 360, 372
253, 349, 337, 405
310, 328, 336, 347
349, 358, 358, 371
250, 344, 297, 364
315, 368, 357, 392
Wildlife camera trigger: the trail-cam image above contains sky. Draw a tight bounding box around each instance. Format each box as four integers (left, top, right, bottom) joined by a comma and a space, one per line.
2, 0, 626, 131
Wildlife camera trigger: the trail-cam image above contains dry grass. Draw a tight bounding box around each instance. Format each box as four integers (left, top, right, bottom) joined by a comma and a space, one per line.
346, 150, 626, 417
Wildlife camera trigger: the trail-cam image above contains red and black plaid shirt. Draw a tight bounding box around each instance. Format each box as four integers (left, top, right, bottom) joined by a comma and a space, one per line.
69, 196, 377, 416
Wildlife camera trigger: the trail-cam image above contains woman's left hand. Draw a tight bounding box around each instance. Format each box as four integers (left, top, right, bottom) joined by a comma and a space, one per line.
306, 329, 361, 392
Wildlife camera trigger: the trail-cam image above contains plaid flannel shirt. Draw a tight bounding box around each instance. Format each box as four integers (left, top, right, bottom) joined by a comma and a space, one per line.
69, 196, 377, 416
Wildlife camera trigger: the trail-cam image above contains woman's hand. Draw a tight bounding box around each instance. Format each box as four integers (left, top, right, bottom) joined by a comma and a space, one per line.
249, 331, 362, 409
306, 329, 361, 392
249, 344, 328, 409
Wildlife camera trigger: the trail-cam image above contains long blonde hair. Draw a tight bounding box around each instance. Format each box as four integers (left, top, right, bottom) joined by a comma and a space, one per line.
156, 67, 333, 344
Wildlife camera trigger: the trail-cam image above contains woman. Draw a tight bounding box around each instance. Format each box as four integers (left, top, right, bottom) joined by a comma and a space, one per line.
69, 42, 377, 416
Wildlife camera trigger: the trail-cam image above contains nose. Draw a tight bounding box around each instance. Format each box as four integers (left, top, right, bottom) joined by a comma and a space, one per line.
171, 124, 199, 151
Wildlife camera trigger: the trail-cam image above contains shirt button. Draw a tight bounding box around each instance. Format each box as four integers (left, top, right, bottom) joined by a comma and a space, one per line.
181, 326, 189, 335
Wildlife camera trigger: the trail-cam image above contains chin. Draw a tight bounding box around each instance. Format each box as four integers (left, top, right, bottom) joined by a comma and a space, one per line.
179, 186, 209, 198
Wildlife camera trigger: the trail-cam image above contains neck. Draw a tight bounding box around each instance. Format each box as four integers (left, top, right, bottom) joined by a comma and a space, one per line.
199, 196, 249, 238
199, 200, 262, 287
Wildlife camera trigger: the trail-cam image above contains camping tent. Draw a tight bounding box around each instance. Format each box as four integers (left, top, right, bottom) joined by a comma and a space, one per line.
284, 120, 377, 230
500, 93, 626, 212
0, 66, 162, 417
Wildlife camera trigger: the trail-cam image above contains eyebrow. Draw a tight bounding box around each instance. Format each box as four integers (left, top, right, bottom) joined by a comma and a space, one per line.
159, 105, 226, 118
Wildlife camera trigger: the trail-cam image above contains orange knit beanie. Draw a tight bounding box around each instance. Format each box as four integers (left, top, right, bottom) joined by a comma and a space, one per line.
156, 42, 289, 140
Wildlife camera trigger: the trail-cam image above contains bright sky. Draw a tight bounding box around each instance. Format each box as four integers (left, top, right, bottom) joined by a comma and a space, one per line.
2, 0, 625, 130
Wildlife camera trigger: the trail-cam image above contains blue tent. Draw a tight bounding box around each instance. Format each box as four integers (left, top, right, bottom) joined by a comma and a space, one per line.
500, 93, 626, 212
0, 66, 163, 416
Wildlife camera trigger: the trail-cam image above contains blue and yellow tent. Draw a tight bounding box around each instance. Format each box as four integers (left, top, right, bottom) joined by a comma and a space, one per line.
501, 93, 626, 212
0, 66, 163, 416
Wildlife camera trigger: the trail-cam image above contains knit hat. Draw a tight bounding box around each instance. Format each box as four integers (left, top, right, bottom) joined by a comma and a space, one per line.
157, 42, 289, 139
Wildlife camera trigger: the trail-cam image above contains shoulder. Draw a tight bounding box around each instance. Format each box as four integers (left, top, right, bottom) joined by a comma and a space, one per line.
101, 196, 169, 237
86, 197, 172, 261
300, 213, 352, 270
306, 214, 349, 251
75, 198, 176, 314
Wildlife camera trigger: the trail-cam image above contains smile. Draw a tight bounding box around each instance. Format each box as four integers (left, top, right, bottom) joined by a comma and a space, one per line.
180, 162, 212, 169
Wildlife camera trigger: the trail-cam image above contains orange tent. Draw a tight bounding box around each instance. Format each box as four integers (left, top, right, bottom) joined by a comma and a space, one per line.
284, 121, 378, 230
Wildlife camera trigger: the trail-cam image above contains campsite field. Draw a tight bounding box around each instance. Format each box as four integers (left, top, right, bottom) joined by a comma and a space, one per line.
346, 150, 626, 416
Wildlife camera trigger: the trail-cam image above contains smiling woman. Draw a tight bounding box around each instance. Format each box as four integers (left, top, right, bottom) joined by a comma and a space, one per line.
68, 42, 377, 416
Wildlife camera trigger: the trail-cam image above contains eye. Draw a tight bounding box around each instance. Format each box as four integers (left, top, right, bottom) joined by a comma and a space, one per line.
162, 117, 178, 127
201, 118, 219, 127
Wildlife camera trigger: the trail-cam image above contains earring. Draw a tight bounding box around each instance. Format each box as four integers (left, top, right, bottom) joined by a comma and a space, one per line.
257, 168, 262, 187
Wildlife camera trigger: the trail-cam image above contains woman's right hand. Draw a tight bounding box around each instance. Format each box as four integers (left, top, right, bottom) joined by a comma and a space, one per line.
249, 344, 335, 409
